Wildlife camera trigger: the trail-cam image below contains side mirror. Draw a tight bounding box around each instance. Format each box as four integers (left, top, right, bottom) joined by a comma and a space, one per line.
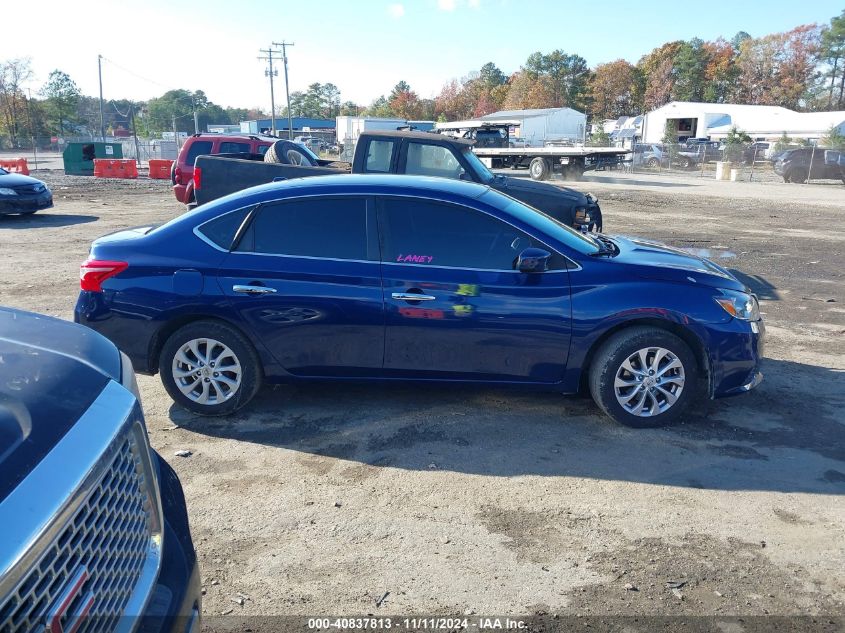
515, 247, 551, 273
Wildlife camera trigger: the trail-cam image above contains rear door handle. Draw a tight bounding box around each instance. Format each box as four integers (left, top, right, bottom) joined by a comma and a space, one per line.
392, 292, 436, 302
233, 284, 277, 295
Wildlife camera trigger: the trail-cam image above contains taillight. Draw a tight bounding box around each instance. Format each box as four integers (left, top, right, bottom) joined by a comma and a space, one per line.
193, 167, 202, 190
80, 260, 128, 292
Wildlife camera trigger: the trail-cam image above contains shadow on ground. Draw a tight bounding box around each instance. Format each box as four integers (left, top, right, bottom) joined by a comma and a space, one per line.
170, 357, 844, 495
729, 269, 782, 301
0, 213, 99, 228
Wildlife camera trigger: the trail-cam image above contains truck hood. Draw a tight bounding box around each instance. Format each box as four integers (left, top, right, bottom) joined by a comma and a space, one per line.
492, 175, 587, 204
0, 308, 118, 503
608, 235, 748, 292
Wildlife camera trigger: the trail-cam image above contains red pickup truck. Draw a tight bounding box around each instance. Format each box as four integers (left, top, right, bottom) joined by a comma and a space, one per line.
171, 133, 276, 204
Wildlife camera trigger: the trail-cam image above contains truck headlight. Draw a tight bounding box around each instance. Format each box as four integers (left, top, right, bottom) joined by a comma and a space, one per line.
120, 351, 142, 400
715, 290, 760, 321
0, 187, 17, 196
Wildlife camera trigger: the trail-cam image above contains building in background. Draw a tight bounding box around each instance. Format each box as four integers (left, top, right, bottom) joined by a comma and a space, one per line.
480, 108, 587, 146
207, 124, 241, 134
643, 102, 845, 144
239, 117, 335, 136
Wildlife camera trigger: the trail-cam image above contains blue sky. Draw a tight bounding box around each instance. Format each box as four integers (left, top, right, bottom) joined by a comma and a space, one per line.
2, 0, 841, 110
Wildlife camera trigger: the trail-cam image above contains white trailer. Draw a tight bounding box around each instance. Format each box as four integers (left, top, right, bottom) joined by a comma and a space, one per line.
336, 116, 406, 160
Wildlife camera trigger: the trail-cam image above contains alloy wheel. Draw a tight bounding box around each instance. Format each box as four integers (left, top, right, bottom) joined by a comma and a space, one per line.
171, 337, 242, 405
613, 346, 685, 417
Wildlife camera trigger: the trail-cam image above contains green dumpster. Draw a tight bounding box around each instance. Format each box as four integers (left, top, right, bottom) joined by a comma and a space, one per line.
62, 142, 123, 176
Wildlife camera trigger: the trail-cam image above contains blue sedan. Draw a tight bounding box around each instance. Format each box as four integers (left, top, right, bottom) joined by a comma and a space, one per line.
74, 174, 764, 427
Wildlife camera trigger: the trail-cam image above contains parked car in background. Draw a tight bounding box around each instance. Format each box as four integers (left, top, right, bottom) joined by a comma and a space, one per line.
632, 143, 667, 168
0, 306, 201, 632
773, 147, 845, 183
293, 136, 326, 152
0, 167, 53, 216
171, 133, 276, 204
743, 142, 770, 164
75, 174, 764, 428
681, 139, 721, 162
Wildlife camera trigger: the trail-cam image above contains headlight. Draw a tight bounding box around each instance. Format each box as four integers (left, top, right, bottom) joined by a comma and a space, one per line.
715, 290, 760, 321
0, 187, 17, 195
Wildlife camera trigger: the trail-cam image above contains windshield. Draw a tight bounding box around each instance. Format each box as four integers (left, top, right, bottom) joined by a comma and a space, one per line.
462, 148, 494, 184
294, 142, 320, 162
0, 167, 7, 176
480, 190, 601, 255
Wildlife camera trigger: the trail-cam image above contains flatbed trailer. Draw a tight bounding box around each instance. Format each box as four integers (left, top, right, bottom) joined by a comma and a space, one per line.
473, 145, 630, 180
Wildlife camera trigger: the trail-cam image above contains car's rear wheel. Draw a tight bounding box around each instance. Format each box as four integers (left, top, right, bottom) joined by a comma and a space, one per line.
529, 157, 550, 181
646, 157, 659, 168
588, 326, 701, 428
160, 320, 262, 416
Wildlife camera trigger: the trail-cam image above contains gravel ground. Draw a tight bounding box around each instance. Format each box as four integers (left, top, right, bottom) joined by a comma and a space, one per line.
1, 170, 843, 630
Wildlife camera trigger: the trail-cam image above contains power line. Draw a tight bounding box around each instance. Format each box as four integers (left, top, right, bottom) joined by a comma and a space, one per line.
100, 56, 174, 92
258, 46, 282, 136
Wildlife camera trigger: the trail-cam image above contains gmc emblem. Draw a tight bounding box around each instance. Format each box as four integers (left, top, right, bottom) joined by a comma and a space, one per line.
47, 566, 94, 633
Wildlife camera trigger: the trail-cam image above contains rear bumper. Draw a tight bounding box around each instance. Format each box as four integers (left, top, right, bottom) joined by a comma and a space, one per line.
0, 193, 53, 214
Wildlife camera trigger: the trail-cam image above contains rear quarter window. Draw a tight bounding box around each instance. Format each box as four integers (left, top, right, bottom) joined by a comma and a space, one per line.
196, 206, 252, 250
183, 140, 213, 167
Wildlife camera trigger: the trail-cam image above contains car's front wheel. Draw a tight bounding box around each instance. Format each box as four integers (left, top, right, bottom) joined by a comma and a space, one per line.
160, 320, 262, 416
588, 326, 701, 428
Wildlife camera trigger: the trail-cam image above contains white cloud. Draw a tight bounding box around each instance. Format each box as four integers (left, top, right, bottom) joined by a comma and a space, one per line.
437, 0, 457, 11
467, 0, 481, 7
387, 3, 405, 18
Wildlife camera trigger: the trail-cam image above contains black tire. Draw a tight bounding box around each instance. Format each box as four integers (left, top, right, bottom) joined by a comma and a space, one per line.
646, 157, 659, 168
529, 157, 550, 181
588, 326, 701, 428
159, 320, 262, 416
788, 167, 808, 184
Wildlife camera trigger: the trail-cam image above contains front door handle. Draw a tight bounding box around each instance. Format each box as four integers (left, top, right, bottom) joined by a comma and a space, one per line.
233, 284, 277, 295
392, 292, 436, 302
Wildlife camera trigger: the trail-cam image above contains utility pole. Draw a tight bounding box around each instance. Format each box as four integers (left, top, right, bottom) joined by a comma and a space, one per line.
26, 88, 38, 170
98, 54, 106, 142
192, 96, 199, 134
130, 103, 141, 167
258, 46, 281, 136
273, 41, 295, 139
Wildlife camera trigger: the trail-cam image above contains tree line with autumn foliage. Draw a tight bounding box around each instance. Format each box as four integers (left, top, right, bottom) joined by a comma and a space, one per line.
335, 10, 845, 123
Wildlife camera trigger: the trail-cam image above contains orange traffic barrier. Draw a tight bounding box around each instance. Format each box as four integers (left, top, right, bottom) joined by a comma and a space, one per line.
93, 159, 138, 179
148, 159, 174, 180
0, 158, 30, 175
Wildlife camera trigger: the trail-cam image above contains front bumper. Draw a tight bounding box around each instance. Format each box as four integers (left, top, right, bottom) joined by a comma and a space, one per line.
710, 317, 765, 398
0, 192, 53, 214
137, 453, 201, 633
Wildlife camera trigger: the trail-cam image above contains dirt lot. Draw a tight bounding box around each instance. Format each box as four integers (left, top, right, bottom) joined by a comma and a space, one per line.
1, 170, 844, 627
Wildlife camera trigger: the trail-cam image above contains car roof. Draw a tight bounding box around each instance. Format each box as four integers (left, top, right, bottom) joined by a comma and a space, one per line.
248, 173, 489, 198
364, 129, 475, 147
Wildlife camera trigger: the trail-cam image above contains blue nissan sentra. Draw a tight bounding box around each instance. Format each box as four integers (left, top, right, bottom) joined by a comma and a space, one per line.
74, 175, 764, 428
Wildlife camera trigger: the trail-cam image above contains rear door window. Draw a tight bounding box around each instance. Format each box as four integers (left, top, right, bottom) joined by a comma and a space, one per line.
237, 197, 370, 261
219, 142, 250, 154
183, 140, 213, 167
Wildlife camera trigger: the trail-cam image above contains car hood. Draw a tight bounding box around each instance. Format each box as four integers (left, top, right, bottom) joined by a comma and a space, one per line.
609, 235, 748, 292
0, 172, 46, 188
492, 175, 587, 204
0, 308, 118, 503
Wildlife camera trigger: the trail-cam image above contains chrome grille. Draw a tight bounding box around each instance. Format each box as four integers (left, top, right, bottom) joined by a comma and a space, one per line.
0, 436, 152, 633
10, 184, 45, 195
